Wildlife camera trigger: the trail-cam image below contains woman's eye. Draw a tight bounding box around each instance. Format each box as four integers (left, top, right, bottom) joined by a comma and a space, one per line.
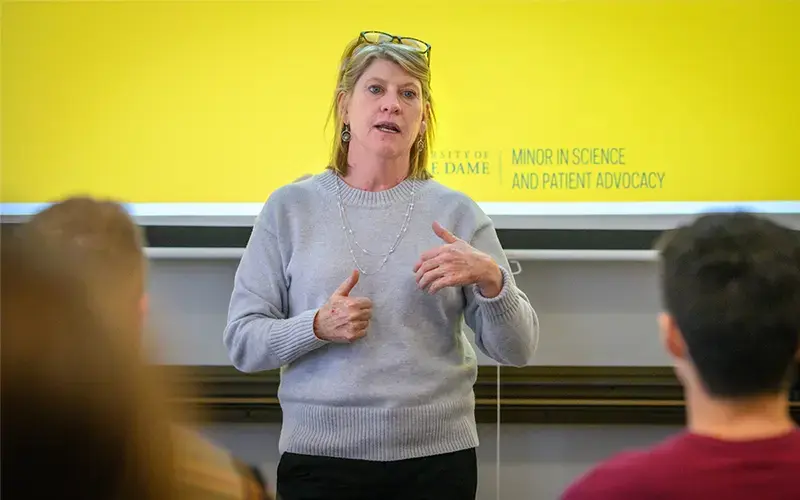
402, 90, 417, 99
368, 85, 382, 94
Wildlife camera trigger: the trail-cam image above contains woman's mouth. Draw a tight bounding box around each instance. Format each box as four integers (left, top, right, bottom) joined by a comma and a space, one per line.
374, 122, 401, 134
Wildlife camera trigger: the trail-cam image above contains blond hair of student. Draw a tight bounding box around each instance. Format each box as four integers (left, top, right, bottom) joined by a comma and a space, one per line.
20, 195, 273, 500
20, 196, 149, 337
1, 234, 181, 500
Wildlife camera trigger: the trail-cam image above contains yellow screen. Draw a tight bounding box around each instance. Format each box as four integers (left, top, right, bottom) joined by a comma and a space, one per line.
2, 0, 798, 218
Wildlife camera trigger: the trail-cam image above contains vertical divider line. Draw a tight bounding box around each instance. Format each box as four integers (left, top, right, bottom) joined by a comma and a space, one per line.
496, 363, 501, 500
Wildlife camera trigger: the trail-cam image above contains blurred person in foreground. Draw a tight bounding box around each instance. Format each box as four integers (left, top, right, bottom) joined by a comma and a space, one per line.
561, 212, 800, 500
1, 229, 178, 499
14, 196, 273, 500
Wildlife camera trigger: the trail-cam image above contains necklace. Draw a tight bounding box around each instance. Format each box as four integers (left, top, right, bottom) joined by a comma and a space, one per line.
335, 174, 417, 275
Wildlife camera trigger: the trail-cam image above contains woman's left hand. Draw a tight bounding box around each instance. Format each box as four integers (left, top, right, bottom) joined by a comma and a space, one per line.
414, 222, 504, 298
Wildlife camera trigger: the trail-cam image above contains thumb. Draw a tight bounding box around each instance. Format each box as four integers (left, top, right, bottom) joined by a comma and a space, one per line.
433, 221, 458, 244
334, 269, 360, 296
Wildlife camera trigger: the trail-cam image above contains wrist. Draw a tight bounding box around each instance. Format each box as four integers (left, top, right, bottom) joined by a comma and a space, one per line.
478, 263, 503, 298
312, 310, 323, 340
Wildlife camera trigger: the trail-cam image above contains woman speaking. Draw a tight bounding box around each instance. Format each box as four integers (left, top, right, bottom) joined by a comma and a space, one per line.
224, 30, 539, 500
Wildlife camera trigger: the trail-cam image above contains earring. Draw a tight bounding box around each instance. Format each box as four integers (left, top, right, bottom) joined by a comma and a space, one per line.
417, 135, 425, 150
341, 124, 351, 143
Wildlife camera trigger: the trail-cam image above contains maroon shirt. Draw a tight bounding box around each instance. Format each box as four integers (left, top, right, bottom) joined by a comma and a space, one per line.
561, 429, 800, 500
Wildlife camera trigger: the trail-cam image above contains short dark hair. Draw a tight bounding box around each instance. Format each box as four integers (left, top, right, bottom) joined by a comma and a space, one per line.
656, 211, 800, 399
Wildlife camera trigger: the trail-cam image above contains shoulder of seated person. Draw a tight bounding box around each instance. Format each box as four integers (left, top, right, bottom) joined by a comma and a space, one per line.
563, 449, 665, 498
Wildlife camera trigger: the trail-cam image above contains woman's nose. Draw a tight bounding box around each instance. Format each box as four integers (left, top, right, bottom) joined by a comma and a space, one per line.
380, 95, 401, 114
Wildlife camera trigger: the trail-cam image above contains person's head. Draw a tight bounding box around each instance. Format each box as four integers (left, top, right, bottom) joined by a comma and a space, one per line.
328, 31, 434, 180
19, 196, 149, 331
655, 212, 800, 401
0, 233, 179, 500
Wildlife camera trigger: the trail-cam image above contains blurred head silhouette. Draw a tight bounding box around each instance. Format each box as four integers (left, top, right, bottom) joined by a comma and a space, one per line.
19, 196, 149, 340
1, 229, 178, 499
12, 195, 274, 499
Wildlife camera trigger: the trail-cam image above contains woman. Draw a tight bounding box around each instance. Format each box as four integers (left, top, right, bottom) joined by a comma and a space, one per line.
224, 30, 540, 500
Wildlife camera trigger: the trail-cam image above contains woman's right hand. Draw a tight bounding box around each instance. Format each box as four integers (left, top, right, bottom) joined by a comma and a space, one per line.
313, 270, 372, 343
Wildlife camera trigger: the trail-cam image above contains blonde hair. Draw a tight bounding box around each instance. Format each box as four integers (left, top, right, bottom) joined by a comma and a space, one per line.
327, 36, 435, 180
21, 196, 147, 322
1, 236, 180, 500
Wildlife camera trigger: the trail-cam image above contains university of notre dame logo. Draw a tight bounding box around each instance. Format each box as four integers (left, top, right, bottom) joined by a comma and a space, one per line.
429, 150, 493, 177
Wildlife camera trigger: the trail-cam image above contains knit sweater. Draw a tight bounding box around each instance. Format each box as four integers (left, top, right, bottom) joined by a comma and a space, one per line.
223, 169, 539, 462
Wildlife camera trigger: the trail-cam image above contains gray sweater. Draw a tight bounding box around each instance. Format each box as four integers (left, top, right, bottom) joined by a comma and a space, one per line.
223, 169, 539, 461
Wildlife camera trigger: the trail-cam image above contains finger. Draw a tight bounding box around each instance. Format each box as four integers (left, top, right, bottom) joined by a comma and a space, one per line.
334, 270, 360, 296
414, 246, 446, 272
346, 322, 369, 341
348, 308, 372, 321
433, 221, 459, 244
418, 266, 449, 291
427, 275, 458, 294
415, 254, 448, 284
350, 297, 373, 310
351, 320, 369, 332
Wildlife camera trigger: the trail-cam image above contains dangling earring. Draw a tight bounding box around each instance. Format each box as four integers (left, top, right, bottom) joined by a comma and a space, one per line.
341, 124, 351, 143
417, 135, 425, 150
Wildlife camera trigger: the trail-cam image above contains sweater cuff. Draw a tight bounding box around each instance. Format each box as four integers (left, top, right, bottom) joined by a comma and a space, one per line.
472, 266, 521, 323
268, 308, 329, 363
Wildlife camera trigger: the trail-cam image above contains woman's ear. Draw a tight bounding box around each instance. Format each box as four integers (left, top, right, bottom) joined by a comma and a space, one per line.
337, 92, 349, 124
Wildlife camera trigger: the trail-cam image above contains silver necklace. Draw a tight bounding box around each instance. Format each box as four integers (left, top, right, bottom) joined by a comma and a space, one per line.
335, 174, 417, 275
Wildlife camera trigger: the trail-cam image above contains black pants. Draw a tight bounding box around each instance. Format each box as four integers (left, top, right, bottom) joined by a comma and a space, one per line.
276, 448, 477, 500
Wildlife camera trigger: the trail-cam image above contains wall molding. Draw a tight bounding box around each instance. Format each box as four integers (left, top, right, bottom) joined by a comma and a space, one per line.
141, 227, 667, 251
1, 222, 667, 251
162, 365, 800, 425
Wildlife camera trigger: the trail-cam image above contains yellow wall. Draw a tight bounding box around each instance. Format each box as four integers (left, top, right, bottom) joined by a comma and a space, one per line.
2, 0, 798, 204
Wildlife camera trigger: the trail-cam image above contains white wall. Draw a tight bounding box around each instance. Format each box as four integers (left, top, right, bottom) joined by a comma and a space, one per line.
145, 258, 670, 367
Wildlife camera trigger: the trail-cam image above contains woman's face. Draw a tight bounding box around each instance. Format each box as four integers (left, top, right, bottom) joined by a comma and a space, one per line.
341, 58, 426, 161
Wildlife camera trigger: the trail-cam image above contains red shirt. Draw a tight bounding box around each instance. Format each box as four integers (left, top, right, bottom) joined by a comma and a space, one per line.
561, 429, 800, 500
